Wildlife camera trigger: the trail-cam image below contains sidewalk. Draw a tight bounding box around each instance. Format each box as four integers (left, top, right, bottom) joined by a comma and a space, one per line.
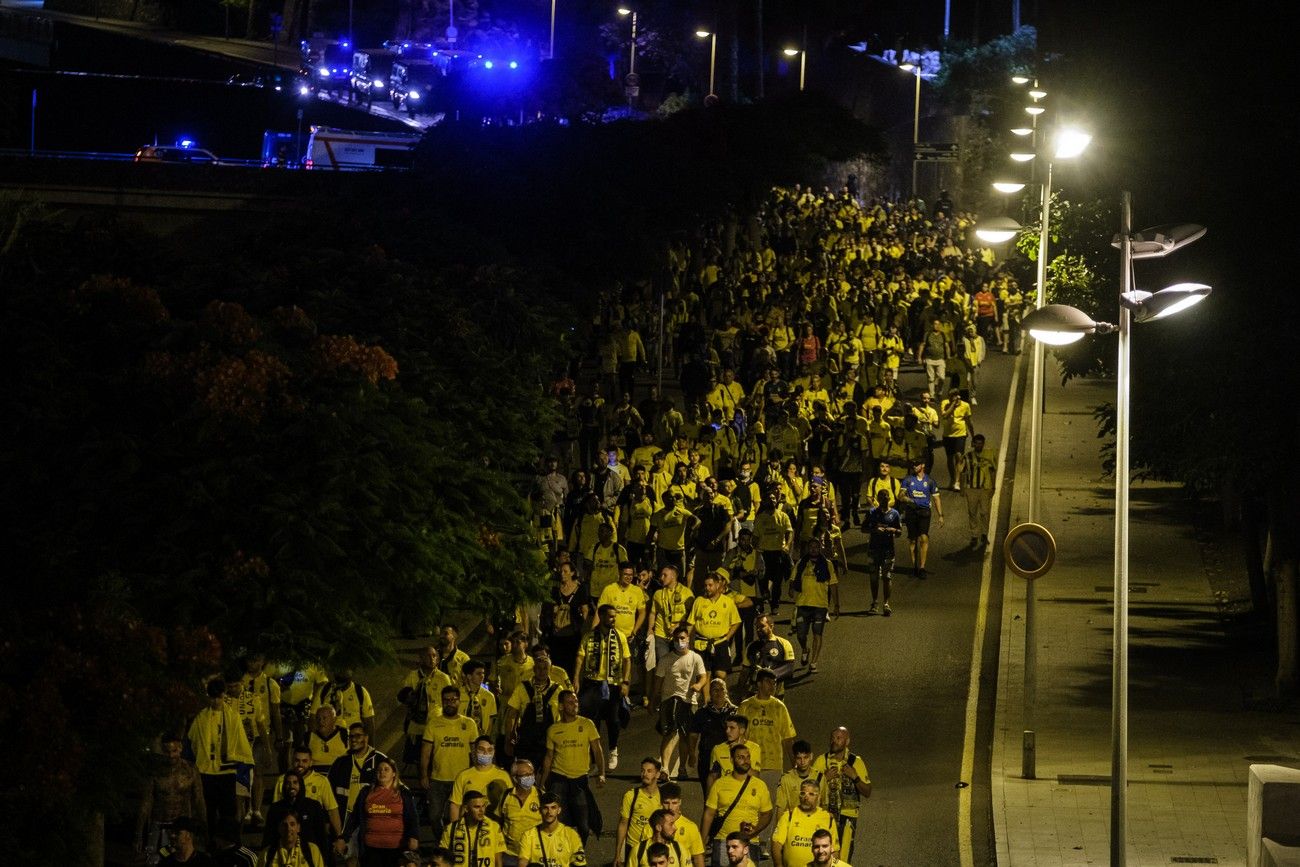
991, 367, 1300, 865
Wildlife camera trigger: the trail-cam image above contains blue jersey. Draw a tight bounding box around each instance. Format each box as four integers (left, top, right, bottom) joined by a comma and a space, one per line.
865, 507, 902, 555
900, 473, 939, 509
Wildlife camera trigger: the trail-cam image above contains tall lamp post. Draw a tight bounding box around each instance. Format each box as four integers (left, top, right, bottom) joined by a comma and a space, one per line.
1022, 204, 1209, 866
617, 7, 638, 75
696, 30, 717, 99
899, 58, 921, 198
782, 47, 806, 91
549, 0, 557, 59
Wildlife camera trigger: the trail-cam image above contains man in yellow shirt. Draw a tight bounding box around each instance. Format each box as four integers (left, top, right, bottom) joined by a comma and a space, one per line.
940, 387, 974, 491
272, 746, 343, 839
808, 829, 851, 867
962, 433, 996, 549
752, 490, 793, 616
452, 736, 513, 822
599, 562, 648, 641
706, 717, 762, 790
737, 671, 796, 783
187, 676, 254, 840
236, 654, 282, 828
458, 660, 500, 742
518, 791, 587, 867
495, 759, 542, 864
773, 741, 816, 814
540, 690, 606, 844
633, 812, 685, 867
574, 605, 631, 772
585, 522, 628, 600
770, 780, 838, 867
809, 727, 871, 862
615, 758, 664, 867
442, 790, 507, 867
660, 783, 706, 867
688, 571, 741, 679
649, 563, 695, 665
649, 492, 697, 580
791, 538, 840, 672
505, 652, 568, 773
700, 746, 772, 865
399, 645, 454, 768
310, 670, 376, 740
422, 684, 481, 843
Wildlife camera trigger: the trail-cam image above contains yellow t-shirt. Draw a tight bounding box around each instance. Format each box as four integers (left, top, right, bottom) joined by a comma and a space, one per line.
651, 585, 695, 639
810, 752, 871, 817
586, 541, 628, 599
577, 629, 630, 684
773, 770, 816, 814
187, 705, 253, 776
496, 655, 534, 703
770, 808, 839, 867
442, 817, 507, 867
546, 716, 599, 779
689, 594, 740, 642
651, 505, 691, 552
310, 681, 375, 731
598, 582, 647, 638
736, 697, 796, 773
237, 671, 281, 738
753, 509, 792, 552
704, 774, 773, 840
519, 822, 587, 867
792, 560, 838, 610
673, 816, 707, 862
422, 713, 480, 782
258, 842, 324, 867
457, 683, 499, 739
709, 739, 763, 776
401, 667, 454, 737
452, 763, 513, 808
619, 785, 663, 848
495, 787, 542, 857
941, 399, 972, 438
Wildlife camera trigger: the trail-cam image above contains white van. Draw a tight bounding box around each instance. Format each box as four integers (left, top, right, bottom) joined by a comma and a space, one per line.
303, 126, 422, 171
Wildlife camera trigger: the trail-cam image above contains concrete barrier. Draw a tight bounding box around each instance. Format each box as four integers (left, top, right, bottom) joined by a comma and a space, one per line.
1248, 764, 1300, 866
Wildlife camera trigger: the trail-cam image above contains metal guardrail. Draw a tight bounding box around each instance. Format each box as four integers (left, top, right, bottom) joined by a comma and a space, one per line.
0, 147, 264, 168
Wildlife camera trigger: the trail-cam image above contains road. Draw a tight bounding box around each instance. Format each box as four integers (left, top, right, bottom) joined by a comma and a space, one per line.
573, 353, 1020, 867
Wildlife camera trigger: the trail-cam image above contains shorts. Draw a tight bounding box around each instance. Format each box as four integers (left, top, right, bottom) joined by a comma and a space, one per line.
904, 507, 932, 538
693, 638, 733, 673
658, 696, 694, 736
944, 434, 967, 455
796, 606, 830, 635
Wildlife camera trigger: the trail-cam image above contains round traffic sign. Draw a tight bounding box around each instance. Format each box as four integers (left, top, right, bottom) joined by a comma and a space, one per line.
1003, 522, 1057, 580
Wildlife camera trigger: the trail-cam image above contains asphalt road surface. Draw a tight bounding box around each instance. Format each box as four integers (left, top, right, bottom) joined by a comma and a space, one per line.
577, 353, 1020, 867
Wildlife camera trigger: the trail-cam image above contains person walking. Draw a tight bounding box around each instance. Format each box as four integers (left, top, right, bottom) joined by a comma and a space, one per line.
962, 433, 996, 548
898, 457, 943, 578
863, 490, 902, 616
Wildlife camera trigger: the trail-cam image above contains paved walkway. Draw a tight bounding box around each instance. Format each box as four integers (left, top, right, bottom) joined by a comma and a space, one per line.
991, 367, 1300, 865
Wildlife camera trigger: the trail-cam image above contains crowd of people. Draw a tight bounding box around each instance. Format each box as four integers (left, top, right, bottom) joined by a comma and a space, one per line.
137, 185, 1019, 867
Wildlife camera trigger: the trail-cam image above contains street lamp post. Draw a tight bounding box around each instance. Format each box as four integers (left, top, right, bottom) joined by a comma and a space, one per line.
696, 30, 717, 98
618, 7, 638, 75
1021, 208, 1209, 867
782, 47, 805, 91
899, 58, 921, 199
549, 0, 557, 59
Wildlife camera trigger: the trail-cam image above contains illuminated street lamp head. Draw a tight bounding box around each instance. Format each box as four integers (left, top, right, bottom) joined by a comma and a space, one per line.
617, 7, 632, 15
899, 60, 915, 71
992, 180, 1026, 194
1009, 151, 1036, 162
1010, 127, 1033, 136
783, 48, 801, 56
1023, 304, 1113, 346
1123, 283, 1212, 323
1028, 87, 1047, 100
1053, 128, 1092, 159
1025, 105, 1046, 116
696, 30, 711, 37
1114, 223, 1208, 259
974, 216, 1023, 244
1012, 73, 1031, 84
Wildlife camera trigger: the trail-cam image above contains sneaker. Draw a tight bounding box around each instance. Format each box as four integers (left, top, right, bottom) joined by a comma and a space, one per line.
808, 662, 818, 672
970, 397, 978, 405
883, 604, 892, 617
918, 567, 928, 578
867, 603, 878, 615
607, 748, 619, 771
800, 651, 809, 666
953, 482, 963, 492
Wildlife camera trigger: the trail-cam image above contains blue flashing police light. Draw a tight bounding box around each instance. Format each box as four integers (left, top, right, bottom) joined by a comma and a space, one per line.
484, 60, 494, 69
509, 60, 518, 69
408, 90, 421, 101
341, 40, 349, 47
177, 138, 196, 148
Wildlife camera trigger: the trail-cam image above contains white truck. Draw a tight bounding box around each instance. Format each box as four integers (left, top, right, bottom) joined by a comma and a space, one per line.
303, 126, 422, 171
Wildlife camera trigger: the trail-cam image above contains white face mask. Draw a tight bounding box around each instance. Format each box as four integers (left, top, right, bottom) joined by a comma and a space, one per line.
519, 775, 536, 789
475, 752, 494, 766
675, 640, 689, 652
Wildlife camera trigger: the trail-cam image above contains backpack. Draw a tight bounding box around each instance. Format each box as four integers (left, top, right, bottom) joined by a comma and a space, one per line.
322, 680, 366, 720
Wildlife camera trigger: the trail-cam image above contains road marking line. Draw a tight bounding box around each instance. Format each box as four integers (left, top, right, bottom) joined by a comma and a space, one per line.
958, 353, 1022, 867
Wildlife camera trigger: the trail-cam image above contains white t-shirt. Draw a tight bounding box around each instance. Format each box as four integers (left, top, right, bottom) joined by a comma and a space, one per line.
654, 648, 707, 702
